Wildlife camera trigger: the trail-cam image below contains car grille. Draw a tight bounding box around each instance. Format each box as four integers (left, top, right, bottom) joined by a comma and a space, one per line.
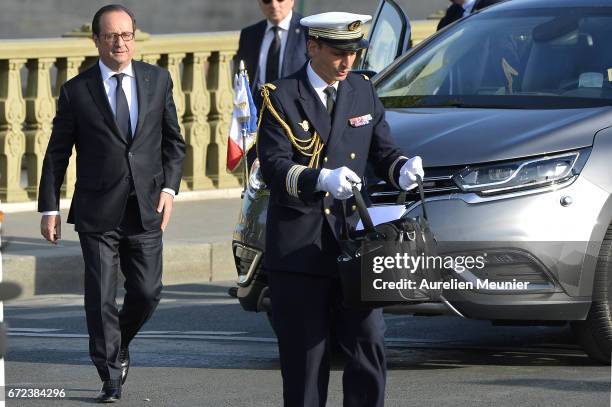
367, 166, 464, 206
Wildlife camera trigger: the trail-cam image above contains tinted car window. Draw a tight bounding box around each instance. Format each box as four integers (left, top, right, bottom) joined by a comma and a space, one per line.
377, 7, 612, 108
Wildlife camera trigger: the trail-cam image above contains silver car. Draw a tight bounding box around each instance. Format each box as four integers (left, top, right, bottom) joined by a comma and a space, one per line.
231, 0, 612, 364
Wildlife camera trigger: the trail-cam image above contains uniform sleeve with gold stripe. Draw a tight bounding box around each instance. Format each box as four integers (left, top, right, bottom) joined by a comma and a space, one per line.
257, 88, 322, 202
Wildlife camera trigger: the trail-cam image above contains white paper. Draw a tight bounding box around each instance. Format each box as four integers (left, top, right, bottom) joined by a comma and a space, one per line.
355, 205, 407, 230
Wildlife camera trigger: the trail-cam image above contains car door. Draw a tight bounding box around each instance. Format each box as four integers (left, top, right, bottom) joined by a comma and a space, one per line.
360, 0, 411, 74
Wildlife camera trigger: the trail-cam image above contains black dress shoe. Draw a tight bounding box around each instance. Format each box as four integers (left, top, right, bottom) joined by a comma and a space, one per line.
96, 379, 121, 403
119, 347, 130, 385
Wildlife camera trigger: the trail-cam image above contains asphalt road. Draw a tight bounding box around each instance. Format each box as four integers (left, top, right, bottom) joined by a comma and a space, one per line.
3, 281, 610, 406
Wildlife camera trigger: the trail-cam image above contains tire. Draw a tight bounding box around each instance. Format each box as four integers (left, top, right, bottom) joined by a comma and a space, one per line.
571, 225, 612, 364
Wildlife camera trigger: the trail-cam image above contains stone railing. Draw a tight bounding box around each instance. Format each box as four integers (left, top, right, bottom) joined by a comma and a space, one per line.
0, 20, 437, 203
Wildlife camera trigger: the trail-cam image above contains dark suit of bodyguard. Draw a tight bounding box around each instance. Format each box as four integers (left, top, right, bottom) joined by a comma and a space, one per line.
236, 2, 308, 93
257, 12, 423, 407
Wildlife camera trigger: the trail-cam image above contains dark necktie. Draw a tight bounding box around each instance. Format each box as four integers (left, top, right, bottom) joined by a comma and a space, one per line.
323, 86, 336, 115
113, 73, 132, 141
266, 26, 281, 83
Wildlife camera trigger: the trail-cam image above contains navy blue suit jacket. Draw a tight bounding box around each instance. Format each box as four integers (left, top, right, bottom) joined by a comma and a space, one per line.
38, 61, 186, 233
236, 12, 308, 93
257, 64, 408, 275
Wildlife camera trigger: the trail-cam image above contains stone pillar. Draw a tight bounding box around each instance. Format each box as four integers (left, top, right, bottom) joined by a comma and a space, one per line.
0, 59, 28, 202
55, 56, 85, 199
25, 58, 56, 199
182, 52, 214, 190
141, 54, 161, 66
208, 51, 240, 188
160, 53, 188, 191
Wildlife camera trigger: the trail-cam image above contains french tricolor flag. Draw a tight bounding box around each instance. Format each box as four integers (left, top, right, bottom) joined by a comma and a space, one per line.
226, 62, 257, 172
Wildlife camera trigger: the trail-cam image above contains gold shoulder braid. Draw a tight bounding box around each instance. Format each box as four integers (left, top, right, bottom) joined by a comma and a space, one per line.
258, 84, 324, 168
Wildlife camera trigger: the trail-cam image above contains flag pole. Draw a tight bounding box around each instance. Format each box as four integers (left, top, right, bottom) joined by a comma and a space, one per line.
241, 127, 247, 196
239, 60, 249, 196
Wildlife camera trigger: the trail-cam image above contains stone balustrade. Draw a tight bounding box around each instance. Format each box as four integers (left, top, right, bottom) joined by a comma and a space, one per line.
0, 20, 437, 203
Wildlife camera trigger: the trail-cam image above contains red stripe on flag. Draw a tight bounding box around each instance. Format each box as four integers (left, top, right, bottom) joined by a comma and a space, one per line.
226, 137, 244, 172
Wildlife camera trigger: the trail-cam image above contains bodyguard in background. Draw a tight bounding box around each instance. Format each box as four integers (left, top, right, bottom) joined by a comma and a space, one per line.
257, 12, 424, 407
38, 4, 185, 402
437, 0, 507, 30
236, 0, 308, 93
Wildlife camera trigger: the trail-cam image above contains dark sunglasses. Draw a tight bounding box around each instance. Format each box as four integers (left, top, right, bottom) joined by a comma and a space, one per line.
261, 0, 286, 4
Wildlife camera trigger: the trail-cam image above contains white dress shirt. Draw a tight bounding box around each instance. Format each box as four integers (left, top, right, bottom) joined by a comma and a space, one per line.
257, 11, 293, 87
463, 0, 477, 16
42, 60, 174, 216
306, 61, 339, 109
98, 60, 138, 137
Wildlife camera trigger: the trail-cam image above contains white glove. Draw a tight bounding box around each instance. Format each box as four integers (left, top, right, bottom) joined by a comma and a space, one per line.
317, 167, 361, 199
399, 156, 425, 191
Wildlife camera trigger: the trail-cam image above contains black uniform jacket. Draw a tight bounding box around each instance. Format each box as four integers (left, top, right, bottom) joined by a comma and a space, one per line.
38, 61, 186, 233
257, 64, 408, 275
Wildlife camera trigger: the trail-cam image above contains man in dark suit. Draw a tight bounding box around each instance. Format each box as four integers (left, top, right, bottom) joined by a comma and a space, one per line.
437, 0, 508, 30
236, 0, 308, 93
38, 4, 185, 402
257, 12, 424, 407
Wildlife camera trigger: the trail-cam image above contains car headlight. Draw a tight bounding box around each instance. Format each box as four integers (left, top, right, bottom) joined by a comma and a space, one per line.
248, 158, 267, 191
453, 149, 590, 196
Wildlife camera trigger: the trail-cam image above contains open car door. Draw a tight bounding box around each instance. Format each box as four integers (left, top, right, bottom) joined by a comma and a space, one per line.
360, 0, 411, 75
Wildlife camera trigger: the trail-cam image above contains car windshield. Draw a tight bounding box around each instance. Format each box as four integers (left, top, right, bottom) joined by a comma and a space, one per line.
376, 7, 612, 109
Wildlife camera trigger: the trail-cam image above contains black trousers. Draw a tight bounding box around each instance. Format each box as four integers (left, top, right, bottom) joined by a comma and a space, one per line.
78, 196, 163, 381
268, 271, 387, 407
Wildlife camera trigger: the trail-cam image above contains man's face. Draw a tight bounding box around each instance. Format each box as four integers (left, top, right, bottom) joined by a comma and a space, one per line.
308, 40, 357, 84
93, 10, 135, 71
258, 0, 294, 25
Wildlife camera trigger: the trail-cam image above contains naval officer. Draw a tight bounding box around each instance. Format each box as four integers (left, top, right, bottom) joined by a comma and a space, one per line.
256, 12, 424, 407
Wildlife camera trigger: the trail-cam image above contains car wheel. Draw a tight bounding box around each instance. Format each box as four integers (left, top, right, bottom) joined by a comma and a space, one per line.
572, 225, 612, 364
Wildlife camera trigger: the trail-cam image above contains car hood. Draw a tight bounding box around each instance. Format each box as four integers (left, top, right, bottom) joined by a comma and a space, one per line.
386, 107, 612, 167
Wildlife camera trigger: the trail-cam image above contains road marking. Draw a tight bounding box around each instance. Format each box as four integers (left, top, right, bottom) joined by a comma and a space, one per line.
386, 337, 451, 343
8, 328, 61, 333
139, 331, 247, 336
6, 331, 585, 355
7, 332, 277, 343
7, 310, 84, 320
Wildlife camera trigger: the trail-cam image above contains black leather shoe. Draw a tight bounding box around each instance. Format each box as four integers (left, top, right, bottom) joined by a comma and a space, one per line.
119, 347, 130, 385
96, 379, 121, 403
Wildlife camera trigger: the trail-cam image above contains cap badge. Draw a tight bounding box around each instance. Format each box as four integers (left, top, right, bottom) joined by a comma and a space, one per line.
348, 21, 361, 31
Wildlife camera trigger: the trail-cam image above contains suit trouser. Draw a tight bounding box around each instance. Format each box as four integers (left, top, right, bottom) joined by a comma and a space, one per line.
78, 197, 163, 381
268, 270, 387, 407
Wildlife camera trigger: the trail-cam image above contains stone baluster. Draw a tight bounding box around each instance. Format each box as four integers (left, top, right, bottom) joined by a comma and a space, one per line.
141, 54, 160, 66
160, 53, 187, 190
0, 59, 28, 202
55, 57, 85, 198
160, 53, 186, 133
182, 52, 213, 190
25, 58, 56, 199
207, 50, 240, 188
